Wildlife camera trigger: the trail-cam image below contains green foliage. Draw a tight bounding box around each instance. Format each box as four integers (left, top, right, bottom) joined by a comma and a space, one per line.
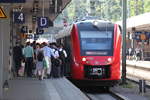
144, 0, 150, 12
55, 0, 150, 24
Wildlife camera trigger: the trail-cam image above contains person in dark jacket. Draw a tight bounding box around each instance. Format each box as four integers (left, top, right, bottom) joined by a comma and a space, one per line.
58, 44, 67, 77
13, 42, 23, 76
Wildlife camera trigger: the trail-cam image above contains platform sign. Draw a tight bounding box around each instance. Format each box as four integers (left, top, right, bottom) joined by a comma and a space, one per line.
37, 17, 49, 28
13, 12, 25, 24
34, 34, 39, 40
140, 33, 146, 40
36, 28, 44, 35
27, 34, 33, 39
0, 0, 26, 3
0, 7, 7, 18
20, 26, 28, 33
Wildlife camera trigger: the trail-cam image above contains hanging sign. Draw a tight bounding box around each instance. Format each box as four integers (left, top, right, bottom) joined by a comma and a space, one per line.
20, 26, 28, 33
37, 17, 49, 28
13, 12, 25, 24
36, 28, 44, 35
140, 33, 146, 40
0, 0, 26, 3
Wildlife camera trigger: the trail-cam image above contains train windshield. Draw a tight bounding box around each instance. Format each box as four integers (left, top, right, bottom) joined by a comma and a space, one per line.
79, 22, 113, 56
80, 31, 112, 50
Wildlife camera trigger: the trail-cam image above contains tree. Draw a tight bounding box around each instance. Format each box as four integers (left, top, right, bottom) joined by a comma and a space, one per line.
55, 0, 150, 24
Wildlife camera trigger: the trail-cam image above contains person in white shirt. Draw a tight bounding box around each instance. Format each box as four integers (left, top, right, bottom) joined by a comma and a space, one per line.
42, 42, 54, 78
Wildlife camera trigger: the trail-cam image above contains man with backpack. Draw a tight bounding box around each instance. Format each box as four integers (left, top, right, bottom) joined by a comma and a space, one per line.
51, 43, 61, 78
41, 42, 54, 79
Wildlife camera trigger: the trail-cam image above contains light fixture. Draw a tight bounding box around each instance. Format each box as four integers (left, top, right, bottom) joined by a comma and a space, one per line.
82, 57, 86, 62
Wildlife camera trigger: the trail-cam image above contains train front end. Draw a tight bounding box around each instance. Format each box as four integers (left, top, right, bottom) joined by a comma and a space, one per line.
71, 20, 122, 86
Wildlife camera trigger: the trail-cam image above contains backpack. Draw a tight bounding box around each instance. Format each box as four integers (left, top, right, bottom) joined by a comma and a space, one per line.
51, 49, 62, 67
37, 51, 44, 61
53, 58, 62, 67
58, 50, 65, 61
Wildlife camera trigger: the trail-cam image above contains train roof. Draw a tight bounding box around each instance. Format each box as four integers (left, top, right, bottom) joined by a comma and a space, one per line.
55, 20, 115, 39
75, 20, 115, 29
75, 19, 113, 25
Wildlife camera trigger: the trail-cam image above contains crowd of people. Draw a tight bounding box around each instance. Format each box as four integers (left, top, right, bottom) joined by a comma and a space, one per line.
13, 41, 67, 80
126, 47, 142, 60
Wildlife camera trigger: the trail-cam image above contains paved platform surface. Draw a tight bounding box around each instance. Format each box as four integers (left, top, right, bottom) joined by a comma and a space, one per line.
126, 60, 150, 69
3, 77, 89, 100
111, 80, 150, 100
126, 60, 150, 81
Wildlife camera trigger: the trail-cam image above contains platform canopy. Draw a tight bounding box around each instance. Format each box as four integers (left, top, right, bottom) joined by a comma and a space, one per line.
117, 12, 150, 32
8, 0, 71, 30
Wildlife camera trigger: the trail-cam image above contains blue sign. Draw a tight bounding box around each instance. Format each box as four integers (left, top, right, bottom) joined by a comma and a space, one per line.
13, 12, 25, 24
27, 34, 33, 39
34, 35, 39, 40
0, 0, 26, 3
36, 28, 44, 35
134, 31, 150, 42
20, 26, 28, 33
37, 17, 49, 28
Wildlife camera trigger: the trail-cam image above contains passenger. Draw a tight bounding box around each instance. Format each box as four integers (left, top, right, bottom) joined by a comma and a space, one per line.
41, 42, 54, 79
23, 42, 34, 77
128, 48, 132, 60
31, 41, 37, 73
31, 41, 36, 50
51, 43, 61, 78
36, 43, 44, 80
33, 43, 40, 77
135, 46, 142, 60
13, 42, 23, 77
58, 44, 67, 77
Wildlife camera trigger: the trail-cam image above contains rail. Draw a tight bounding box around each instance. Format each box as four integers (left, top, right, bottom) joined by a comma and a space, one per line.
109, 90, 130, 100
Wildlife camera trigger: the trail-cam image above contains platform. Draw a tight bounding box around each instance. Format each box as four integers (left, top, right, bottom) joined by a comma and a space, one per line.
126, 60, 150, 70
3, 77, 89, 100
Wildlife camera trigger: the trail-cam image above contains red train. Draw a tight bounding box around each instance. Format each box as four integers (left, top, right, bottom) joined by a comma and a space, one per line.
56, 20, 122, 87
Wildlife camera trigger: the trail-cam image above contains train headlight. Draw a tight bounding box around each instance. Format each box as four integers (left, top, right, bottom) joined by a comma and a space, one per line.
107, 57, 112, 63
82, 57, 86, 62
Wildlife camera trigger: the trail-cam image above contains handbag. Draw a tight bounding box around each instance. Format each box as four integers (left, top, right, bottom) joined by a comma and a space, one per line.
18, 62, 25, 76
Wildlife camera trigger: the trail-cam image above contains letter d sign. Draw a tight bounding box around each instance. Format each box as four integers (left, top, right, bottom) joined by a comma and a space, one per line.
38, 17, 49, 28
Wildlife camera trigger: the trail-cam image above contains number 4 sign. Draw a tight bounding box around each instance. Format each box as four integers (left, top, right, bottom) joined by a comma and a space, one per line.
13, 12, 25, 24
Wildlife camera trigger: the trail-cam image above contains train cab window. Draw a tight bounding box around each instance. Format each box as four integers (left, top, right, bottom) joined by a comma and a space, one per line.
77, 22, 114, 56
80, 31, 112, 50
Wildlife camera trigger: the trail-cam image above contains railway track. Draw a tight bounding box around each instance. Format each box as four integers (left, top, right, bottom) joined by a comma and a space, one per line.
81, 87, 129, 100
84, 90, 129, 100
